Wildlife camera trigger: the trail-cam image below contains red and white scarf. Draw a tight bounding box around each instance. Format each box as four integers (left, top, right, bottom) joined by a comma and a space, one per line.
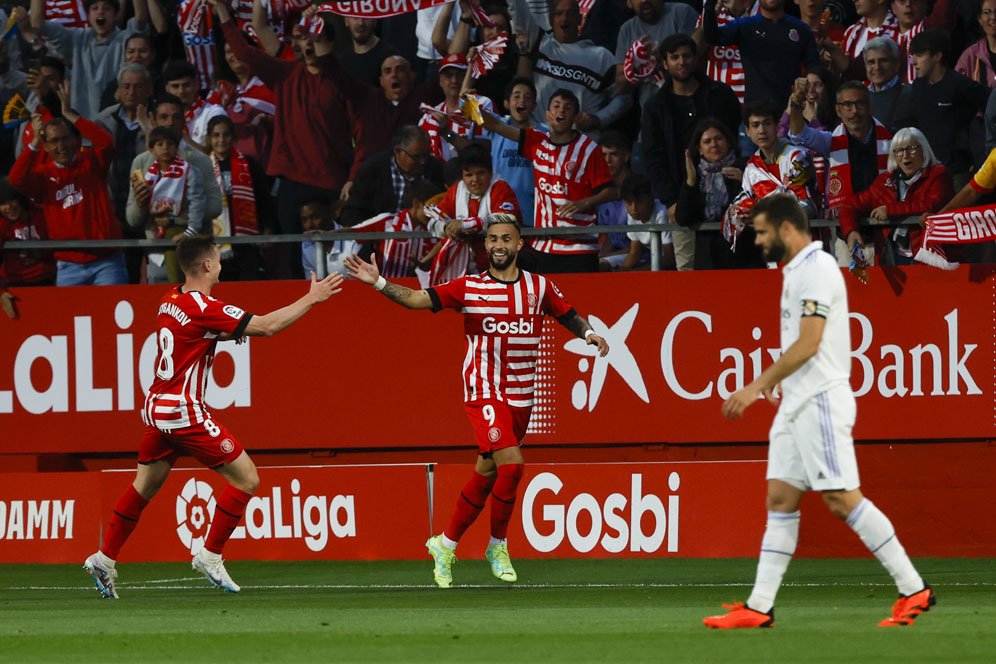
325, 0, 452, 19
184, 96, 206, 124
915, 204, 996, 269
623, 39, 663, 85
145, 156, 190, 217
208, 77, 276, 116
428, 179, 497, 285
826, 119, 891, 210
468, 34, 508, 79
212, 151, 259, 237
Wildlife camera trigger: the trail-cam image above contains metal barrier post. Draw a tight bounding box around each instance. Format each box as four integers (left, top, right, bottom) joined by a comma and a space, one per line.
650, 231, 662, 271
316, 241, 328, 279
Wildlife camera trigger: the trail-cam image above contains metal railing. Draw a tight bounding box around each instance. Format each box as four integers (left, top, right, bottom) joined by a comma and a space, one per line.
2, 218, 923, 276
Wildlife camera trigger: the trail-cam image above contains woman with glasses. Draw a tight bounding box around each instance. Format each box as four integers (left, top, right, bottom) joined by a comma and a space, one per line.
955, 0, 996, 87
837, 128, 953, 265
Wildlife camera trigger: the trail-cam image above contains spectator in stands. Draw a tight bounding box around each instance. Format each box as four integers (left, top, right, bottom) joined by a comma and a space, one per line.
698, 0, 755, 106
674, 118, 753, 268
340, 16, 399, 86
794, 0, 849, 73
426, 144, 522, 284
340, 126, 446, 227
597, 130, 643, 271
863, 36, 916, 133
701, 0, 820, 110
779, 67, 837, 138
215, 0, 352, 278
480, 89, 617, 273
95, 63, 153, 282
418, 53, 493, 161
614, 0, 698, 107
10, 86, 127, 285
893, 0, 959, 83
99, 33, 157, 110
163, 59, 227, 152
642, 34, 740, 227
519, 0, 632, 133
956, 0, 996, 87
0, 178, 56, 287
206, 42, 276, 169
300, 197, 357, 278
909, 29, 988, 182
841, 0, 898, 81
29, 0, 152, 119
732, 101, 816, 253
17, 56, 65, 157
0, 39, 28, 172
129, 125, 206, 283
788, 80, 892, 260
206, 115, 269, 281
434, 1, 517, 109
838, 127, 953, 264
618, 173, 675, 271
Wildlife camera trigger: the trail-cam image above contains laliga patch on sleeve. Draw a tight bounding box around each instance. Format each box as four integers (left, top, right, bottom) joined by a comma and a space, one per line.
223, 305, 246, 320
499, 202, 515, 211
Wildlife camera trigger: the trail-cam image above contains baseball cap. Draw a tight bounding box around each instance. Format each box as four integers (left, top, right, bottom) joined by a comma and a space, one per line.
440, 53, 468, 71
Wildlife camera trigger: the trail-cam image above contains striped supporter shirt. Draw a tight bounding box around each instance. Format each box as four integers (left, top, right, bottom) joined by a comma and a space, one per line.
428, 270, 574, 408
143, 287, 252, 431
519, 128, 611, 255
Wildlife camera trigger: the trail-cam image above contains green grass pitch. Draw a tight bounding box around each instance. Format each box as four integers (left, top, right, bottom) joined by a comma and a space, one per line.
1, 558, 993, 662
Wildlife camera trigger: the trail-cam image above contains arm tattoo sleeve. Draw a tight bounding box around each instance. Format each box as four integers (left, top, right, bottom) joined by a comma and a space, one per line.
380, 281, 425, 308
563, 312, 594, 339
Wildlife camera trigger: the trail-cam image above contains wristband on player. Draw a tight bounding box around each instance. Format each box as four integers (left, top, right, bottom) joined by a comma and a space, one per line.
373, 276, 388, 291
584, 329, 596, 340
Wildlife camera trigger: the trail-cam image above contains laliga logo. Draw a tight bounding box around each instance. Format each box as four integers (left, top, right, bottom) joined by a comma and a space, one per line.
564, 303, 649, 411
176, 478, 216, 555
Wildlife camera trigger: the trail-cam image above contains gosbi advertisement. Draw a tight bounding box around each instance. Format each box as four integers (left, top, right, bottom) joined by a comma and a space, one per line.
0, 267, 991, 454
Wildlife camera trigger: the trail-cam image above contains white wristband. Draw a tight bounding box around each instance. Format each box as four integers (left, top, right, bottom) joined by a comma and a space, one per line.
584, 329, 595, 340
373, 276, 387, 291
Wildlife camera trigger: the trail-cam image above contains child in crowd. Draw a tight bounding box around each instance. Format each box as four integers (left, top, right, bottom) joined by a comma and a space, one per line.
619, 174, 675, 271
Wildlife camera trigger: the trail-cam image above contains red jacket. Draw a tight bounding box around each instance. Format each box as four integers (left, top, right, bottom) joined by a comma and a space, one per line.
9, 117, 122, 264
838, 163, 953, 259
0, 208, 57, 286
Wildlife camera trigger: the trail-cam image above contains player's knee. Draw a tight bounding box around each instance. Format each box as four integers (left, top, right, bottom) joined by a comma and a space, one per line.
237, 469, 260, 494
822, 494, 850, 520
765, 494, 797, 512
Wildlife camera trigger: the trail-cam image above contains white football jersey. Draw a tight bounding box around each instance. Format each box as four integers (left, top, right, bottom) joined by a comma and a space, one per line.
779, 241, 851, 415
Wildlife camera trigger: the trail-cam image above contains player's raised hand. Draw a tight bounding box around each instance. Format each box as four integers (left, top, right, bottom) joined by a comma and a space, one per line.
343, 254, 380, 285
587, 333, 609, 357
308, 271, 344, 303
1, 292, 18, 320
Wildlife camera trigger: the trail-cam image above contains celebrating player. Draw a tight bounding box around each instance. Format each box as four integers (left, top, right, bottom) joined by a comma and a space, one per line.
344, 215, 608, 588
703, 195, 933, 629
84, 235, 343, 599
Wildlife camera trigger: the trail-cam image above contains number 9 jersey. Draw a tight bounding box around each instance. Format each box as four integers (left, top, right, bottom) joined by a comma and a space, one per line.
143, 286, 253, 431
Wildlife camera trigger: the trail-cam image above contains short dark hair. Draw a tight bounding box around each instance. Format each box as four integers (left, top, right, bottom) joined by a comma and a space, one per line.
43, 117, 81, 141
598, 129, 631, 151
404, 179, 445, 208
687, 118, 736, 159
176, 234, 217, 275
835, 80, 870, 101
459, 144, 492, 172
207, 114, 235, 136
162, 59, 199, 84
548, 88, 580, 113
659, 33, 696, 57
31, 56, 67, 80
620, 174, 653, 203
151, 94, 185, 116
87, 0, 121, 13
742, 99, 782, 125
147, 126, 180, 148
391, 125, 426, 150
299, 197, 332, 212
909, 28, 950, 60
504, 76, 536, 100
750, 193, 809, 233
124, 33, 152, 51
0, 178, 31, 208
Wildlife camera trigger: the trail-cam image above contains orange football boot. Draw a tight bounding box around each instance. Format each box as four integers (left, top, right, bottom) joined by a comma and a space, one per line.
703, 601, 775, 629
878, 585, 936, 627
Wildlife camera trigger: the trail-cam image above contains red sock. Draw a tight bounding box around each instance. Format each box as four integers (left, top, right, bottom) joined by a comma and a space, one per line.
204, 485, 253, 555
443, 472, 496, 542
101, 485, 149, 560
490, 464, 524, 540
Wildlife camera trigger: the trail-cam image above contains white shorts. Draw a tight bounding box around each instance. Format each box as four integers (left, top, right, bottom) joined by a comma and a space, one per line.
767, 383, 860, 492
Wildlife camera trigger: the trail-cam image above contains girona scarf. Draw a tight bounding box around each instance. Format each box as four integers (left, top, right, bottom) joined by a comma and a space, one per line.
212, 151, 259, 238
429, 180, 497, 285
145, 155, 190, 216
826, 119, 891, 210
915, 204, 996, 269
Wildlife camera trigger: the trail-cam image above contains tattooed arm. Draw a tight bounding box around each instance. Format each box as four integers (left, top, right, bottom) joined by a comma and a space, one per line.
558, 311, 610, 357
342, 255, 434, 310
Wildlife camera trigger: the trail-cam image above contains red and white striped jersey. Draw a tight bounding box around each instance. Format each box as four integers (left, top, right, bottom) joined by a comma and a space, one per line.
520, 128, 612, 255
842, 11, 899, 61
178, 0, 216, 91
697, 1, 759, 104
45, 0, 87, 28
351, 209, 437, 279
418, 96, 493, 161
895, 23, 923, 83
143, 287, 252, 431
429, 270, 575, 408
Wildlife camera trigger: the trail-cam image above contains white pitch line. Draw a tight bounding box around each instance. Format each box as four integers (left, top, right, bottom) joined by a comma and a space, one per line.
5, 581, 996, 591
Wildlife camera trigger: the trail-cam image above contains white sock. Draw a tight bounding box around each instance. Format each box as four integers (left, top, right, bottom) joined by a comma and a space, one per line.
441, 534, 458, 549
199, 548, 222, 563
846, 499, 923, 596
488, 537, 506, 547
96, 551, 116, 567
747, 510, 800, 613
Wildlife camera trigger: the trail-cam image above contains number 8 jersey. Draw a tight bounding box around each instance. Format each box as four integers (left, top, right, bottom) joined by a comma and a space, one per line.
143, 286, 253, 430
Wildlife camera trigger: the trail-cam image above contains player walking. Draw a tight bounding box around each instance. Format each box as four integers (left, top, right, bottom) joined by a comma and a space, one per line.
344, 215, 608, 588
84, 235, 343, 599
703, 195, 934, 629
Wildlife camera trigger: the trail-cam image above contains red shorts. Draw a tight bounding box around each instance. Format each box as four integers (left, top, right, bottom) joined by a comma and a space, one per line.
464, 400, 532, 457
139, 418, 244, 468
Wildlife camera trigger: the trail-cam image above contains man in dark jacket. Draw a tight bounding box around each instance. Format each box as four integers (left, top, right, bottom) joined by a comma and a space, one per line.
340, 126, 445, 227
641, 34, 741, 217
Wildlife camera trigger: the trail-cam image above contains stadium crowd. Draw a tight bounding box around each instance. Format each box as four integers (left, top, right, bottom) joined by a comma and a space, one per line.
1, 0, 995, 301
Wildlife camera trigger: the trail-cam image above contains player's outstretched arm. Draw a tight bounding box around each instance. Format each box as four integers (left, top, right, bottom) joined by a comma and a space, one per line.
560, 312, 609, 357
243, 272, 344, 337
722, 315, 826, 420
343, 254, 434, 310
